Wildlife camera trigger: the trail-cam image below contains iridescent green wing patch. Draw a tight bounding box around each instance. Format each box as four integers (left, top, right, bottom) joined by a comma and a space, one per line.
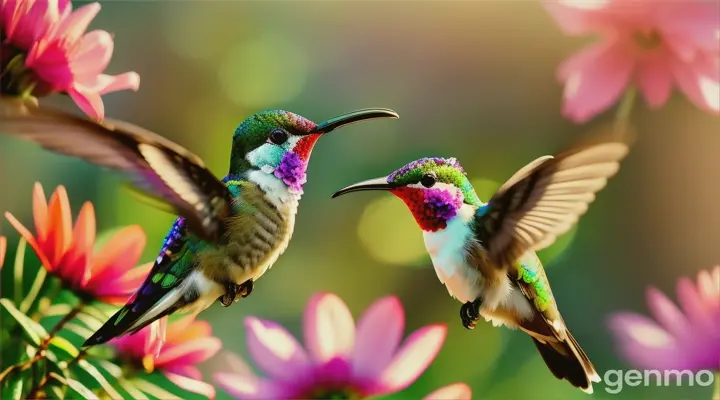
515, 253, 554, 313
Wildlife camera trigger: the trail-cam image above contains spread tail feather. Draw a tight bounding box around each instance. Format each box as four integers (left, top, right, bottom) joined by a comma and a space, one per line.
532, 329, 600, 394
82, 289, 187, 348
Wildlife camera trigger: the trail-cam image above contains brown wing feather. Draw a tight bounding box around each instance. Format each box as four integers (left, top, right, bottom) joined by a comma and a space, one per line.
476, 135, 629, 268
0, 98, 231, 243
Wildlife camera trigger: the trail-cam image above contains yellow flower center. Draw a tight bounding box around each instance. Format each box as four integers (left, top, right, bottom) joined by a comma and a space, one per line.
633, 30, 662, 50
142, 354, 155, 373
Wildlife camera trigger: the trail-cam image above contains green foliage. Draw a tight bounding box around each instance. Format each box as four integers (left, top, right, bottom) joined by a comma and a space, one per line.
0, 233, 198, 400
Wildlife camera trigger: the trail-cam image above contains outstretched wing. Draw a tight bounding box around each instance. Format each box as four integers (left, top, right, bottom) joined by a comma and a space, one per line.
474, 136, 629, 268
83, 218, 196, 346
0, 98, 231, 243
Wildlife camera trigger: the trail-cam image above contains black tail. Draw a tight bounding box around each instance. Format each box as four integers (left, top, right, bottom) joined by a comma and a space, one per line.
82, 300, 183, 348
532, 329, 600, 394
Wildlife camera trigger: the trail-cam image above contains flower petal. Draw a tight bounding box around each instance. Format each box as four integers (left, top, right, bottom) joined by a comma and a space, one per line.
155, 337, 221, 368
4, 211, 51, 270
68, 86, 105, 121
32, 182, 49, 241
645, 287, 693, 340
165, 316, 210, 345
636, 56, 673, 108
164, 371, 215, 399
377, 324, 446, 394
89, 225, 146, 280
62, 202, 96, 287
214, 372, 289, 400
44, 185, 72, 265
607, 312, 683, 370
424, 383, 472, 400
352, 296, 405, 380
244, 317, 310, 381
303, 293, 355, 363
676, 277, 715, 334
0, 236, 6, 270
52, 2, 101, 43
558, 38, 635, 123
98, 72, 141, 94
670, 57, 720, 114
71, 30, 114, 76
542, 0, 611, 35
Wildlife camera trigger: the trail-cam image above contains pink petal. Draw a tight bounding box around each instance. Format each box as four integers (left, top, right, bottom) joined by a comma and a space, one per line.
655, 1, 720, 54
68, 86, 105, 120
676, 278, 714, 334
697, 267, 720, 307
71, 30, 114, 76
558, 38, 635, 123
636, 56, 673, 107
214, 372, 288, 400
607, 312, 683, 370
670, 56, 720, 114
155, 337, 221, 368
0, 236, 6, 270
165, 365, 202, 381
164, 371, 215, 399
645, 287, 693, 340
244, 317, 310, 382
351, 296, 405, 380
4, 211, 51, 271
88, 225, 146, 281
377, 325, 446, 394
52, 2, 101, 43
95, 72, 141, 94
303, 293, 355, 363
541, 0, 611, 35
424, 383, 472, 400
32, 182, 49, 242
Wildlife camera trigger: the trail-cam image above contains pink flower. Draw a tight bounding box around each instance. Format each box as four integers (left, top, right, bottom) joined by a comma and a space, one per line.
608, 266, 720, 371
544, 0, 720, 122
214, 293, 447, 400
0, 0, 70, 50
0, 0, 140, 120
424, 383, 472, 400
4, 182, 151, 305
110, 315, 220, 399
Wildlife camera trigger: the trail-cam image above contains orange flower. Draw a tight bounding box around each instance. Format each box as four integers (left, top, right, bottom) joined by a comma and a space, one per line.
4, 183, 151, 305
0, 236, 6, 270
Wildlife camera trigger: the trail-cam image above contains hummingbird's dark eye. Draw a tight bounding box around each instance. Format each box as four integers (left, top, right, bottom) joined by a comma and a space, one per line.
269, 129, 288, 145
420, 172, 437, 188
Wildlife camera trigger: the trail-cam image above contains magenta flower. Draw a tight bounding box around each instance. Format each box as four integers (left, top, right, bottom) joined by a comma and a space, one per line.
110, 316, 220, 398
608, 266, 720, 371
543, 0, 719, 122
0, 0, 140, 120
214, 293, 447, 399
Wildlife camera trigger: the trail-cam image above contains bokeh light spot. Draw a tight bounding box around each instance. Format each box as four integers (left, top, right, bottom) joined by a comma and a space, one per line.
218, 34, 309, 108
357, 195, 428, 266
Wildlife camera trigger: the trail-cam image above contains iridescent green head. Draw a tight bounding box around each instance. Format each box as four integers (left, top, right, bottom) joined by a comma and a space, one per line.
229, 109, 398, 192
332, 157, 482, 231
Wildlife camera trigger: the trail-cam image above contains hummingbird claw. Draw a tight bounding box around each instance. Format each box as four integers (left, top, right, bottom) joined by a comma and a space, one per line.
460, 299, 482, 330
238, 279, 254, 299
219, 279, 255, 307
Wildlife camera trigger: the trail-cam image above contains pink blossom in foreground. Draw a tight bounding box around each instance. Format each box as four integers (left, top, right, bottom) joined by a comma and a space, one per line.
4, 182, 151, 305
543, 0, 720, 122
0, 0, 70, 50
608, 266, 720, 371
214, 293, 447, 399
424, 383, 472, 400
0, 0, 139, 120
110, 316, 220, 399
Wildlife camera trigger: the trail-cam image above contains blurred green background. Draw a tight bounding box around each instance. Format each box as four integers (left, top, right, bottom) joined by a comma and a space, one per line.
1, 1, 719, 399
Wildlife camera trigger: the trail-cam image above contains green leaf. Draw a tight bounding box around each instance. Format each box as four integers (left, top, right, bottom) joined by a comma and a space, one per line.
66, 377, 98, 400
0, 298, 48, 346
4, 376, 23, 400
47, 384, 65, 400
12, 239, 26, 306
132, 378, 181, 400
49, 336, 79, 359
18, 267, 47, 314
118, 380, 149, 400
76, 312, 103, 331
76, 359, 123, 400
65, 323, 94, 339
44, 304, 73, 317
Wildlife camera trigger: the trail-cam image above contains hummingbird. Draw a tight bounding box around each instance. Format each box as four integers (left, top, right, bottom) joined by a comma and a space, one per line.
332, 137, 630, 393
0, 99, 398, 346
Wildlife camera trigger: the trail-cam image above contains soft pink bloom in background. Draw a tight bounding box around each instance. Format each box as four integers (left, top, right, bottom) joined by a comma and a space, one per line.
424, 382, 472, 400
214, 293, 447, 400
4, 182, 151, 305
110, 315, 220, 399
608, 266, 720, 371
544, 0, 720, 122
0, 0, 140, 120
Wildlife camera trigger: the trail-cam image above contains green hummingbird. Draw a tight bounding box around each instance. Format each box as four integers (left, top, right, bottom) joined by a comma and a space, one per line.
332, 137, 630, 393
0, 99, 398, 346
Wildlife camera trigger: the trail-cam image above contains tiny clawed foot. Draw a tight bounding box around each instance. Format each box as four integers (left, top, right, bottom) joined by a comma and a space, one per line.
238, 279, 254, 299
219, 279, 254, 307
460, 298, 482, 330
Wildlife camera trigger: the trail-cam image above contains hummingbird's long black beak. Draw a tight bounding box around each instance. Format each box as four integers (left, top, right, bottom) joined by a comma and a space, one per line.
331, 177, 397, 198
309, 108, 399, 134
